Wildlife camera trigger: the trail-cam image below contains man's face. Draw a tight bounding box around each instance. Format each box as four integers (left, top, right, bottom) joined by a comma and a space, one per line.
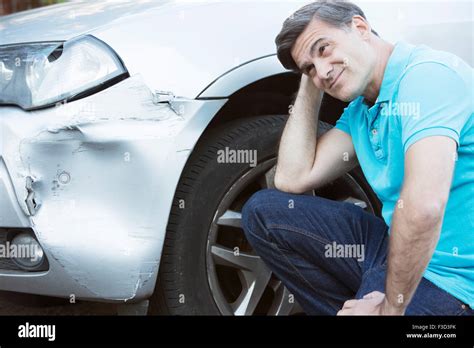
291, 17, 375, 102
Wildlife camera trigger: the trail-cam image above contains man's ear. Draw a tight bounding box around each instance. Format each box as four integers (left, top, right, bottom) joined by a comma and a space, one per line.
351, 15, 371, 40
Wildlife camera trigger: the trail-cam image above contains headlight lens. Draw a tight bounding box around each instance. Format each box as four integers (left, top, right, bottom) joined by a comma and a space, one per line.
0, 35, 128, 110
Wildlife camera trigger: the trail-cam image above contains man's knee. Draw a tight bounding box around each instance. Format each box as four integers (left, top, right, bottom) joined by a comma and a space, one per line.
241, 189, 288, 241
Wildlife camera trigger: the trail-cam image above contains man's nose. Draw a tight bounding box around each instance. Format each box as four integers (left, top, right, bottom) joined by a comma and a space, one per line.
316, 62, 333, 84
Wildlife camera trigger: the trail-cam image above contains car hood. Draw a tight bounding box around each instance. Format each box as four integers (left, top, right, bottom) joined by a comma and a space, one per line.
0, 0, 176, 44
1, 1, 472, 99
0, 0, 305, 98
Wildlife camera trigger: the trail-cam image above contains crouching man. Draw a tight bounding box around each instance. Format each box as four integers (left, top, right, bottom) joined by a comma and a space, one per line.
242, 0, 473, 315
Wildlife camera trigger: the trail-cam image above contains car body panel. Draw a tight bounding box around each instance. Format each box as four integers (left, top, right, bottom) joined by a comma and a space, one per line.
0, 75, 225, 301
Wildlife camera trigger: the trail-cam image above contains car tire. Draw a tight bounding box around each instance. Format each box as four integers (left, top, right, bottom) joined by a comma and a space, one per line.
148, 115, 360, 315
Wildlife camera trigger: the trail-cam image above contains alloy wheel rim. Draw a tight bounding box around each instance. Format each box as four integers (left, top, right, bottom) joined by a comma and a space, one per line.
206, 158, 374, 316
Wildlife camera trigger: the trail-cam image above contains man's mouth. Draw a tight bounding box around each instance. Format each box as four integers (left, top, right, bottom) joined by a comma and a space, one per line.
329, 68, 345, 90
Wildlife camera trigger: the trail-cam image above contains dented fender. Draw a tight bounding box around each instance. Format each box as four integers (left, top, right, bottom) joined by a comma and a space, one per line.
0, 75, 226, 301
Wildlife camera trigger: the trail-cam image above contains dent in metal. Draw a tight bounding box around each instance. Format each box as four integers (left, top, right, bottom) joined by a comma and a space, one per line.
0, 74, 226, 301
25, 176, 39, 216
152, 90, 183, 116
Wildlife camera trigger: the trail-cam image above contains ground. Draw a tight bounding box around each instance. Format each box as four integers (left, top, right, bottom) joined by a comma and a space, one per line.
0, 290, 120, 315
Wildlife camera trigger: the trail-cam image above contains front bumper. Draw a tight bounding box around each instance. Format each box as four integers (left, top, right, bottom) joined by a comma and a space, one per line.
0, 75, 226, 302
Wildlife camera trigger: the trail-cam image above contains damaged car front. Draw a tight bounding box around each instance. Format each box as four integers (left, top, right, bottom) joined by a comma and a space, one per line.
0, 2, 231, 303
0, 38, 225, 301
0, 0, 303, 311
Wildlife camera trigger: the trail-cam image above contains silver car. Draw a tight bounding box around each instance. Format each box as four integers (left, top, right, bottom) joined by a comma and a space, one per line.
0, 0, 472, 315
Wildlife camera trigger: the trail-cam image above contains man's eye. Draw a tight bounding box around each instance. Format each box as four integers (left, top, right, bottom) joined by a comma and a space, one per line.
319, 44, 328, 55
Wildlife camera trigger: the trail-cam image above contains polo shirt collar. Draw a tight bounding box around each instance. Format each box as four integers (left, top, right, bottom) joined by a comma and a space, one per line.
375, 41, 416, 103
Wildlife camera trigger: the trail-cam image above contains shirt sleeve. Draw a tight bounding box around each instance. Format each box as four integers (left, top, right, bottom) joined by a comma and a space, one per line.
334, 106, 351, 136
396, 62, 472, 153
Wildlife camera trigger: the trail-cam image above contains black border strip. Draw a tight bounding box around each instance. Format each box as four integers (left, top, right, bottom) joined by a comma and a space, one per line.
0, 315, 472, 346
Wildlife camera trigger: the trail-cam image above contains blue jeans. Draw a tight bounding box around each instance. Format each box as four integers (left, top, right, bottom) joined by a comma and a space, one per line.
242, 189, 473, 315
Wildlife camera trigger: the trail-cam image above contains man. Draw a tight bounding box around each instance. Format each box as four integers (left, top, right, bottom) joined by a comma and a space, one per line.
242, 0, 473, 315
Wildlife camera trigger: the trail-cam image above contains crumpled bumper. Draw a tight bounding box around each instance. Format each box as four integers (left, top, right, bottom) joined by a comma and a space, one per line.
0, 75, 225, 302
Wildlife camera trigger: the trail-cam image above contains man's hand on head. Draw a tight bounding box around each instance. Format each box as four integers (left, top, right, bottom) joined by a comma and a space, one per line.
298, 73, 322, 104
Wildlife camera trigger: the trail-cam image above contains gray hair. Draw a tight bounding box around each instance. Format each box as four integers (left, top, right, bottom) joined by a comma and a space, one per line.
275, 0, 378, 72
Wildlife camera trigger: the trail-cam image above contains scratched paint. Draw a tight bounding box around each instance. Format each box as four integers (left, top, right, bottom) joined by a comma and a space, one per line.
0, 75, 226, 301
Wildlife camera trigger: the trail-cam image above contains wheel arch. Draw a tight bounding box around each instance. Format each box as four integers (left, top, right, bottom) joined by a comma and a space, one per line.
197, 54, 348, 130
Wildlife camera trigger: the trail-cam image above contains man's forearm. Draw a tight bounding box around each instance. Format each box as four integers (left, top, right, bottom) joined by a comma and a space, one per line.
383, 198, 445, 314
275, 75, 322, 186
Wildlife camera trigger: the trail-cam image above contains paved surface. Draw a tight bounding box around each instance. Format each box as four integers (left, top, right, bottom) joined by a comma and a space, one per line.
0, 290, 119, 315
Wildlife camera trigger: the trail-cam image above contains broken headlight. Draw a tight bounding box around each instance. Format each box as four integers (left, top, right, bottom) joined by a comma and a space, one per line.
0, 35, 128, 110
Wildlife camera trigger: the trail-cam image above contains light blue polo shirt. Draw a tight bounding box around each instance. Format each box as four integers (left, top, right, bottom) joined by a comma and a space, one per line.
335, 42, 474, 307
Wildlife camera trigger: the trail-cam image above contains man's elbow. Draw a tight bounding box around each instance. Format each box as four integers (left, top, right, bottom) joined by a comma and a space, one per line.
274, 172, 308, 194
405, 198, 447, 231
